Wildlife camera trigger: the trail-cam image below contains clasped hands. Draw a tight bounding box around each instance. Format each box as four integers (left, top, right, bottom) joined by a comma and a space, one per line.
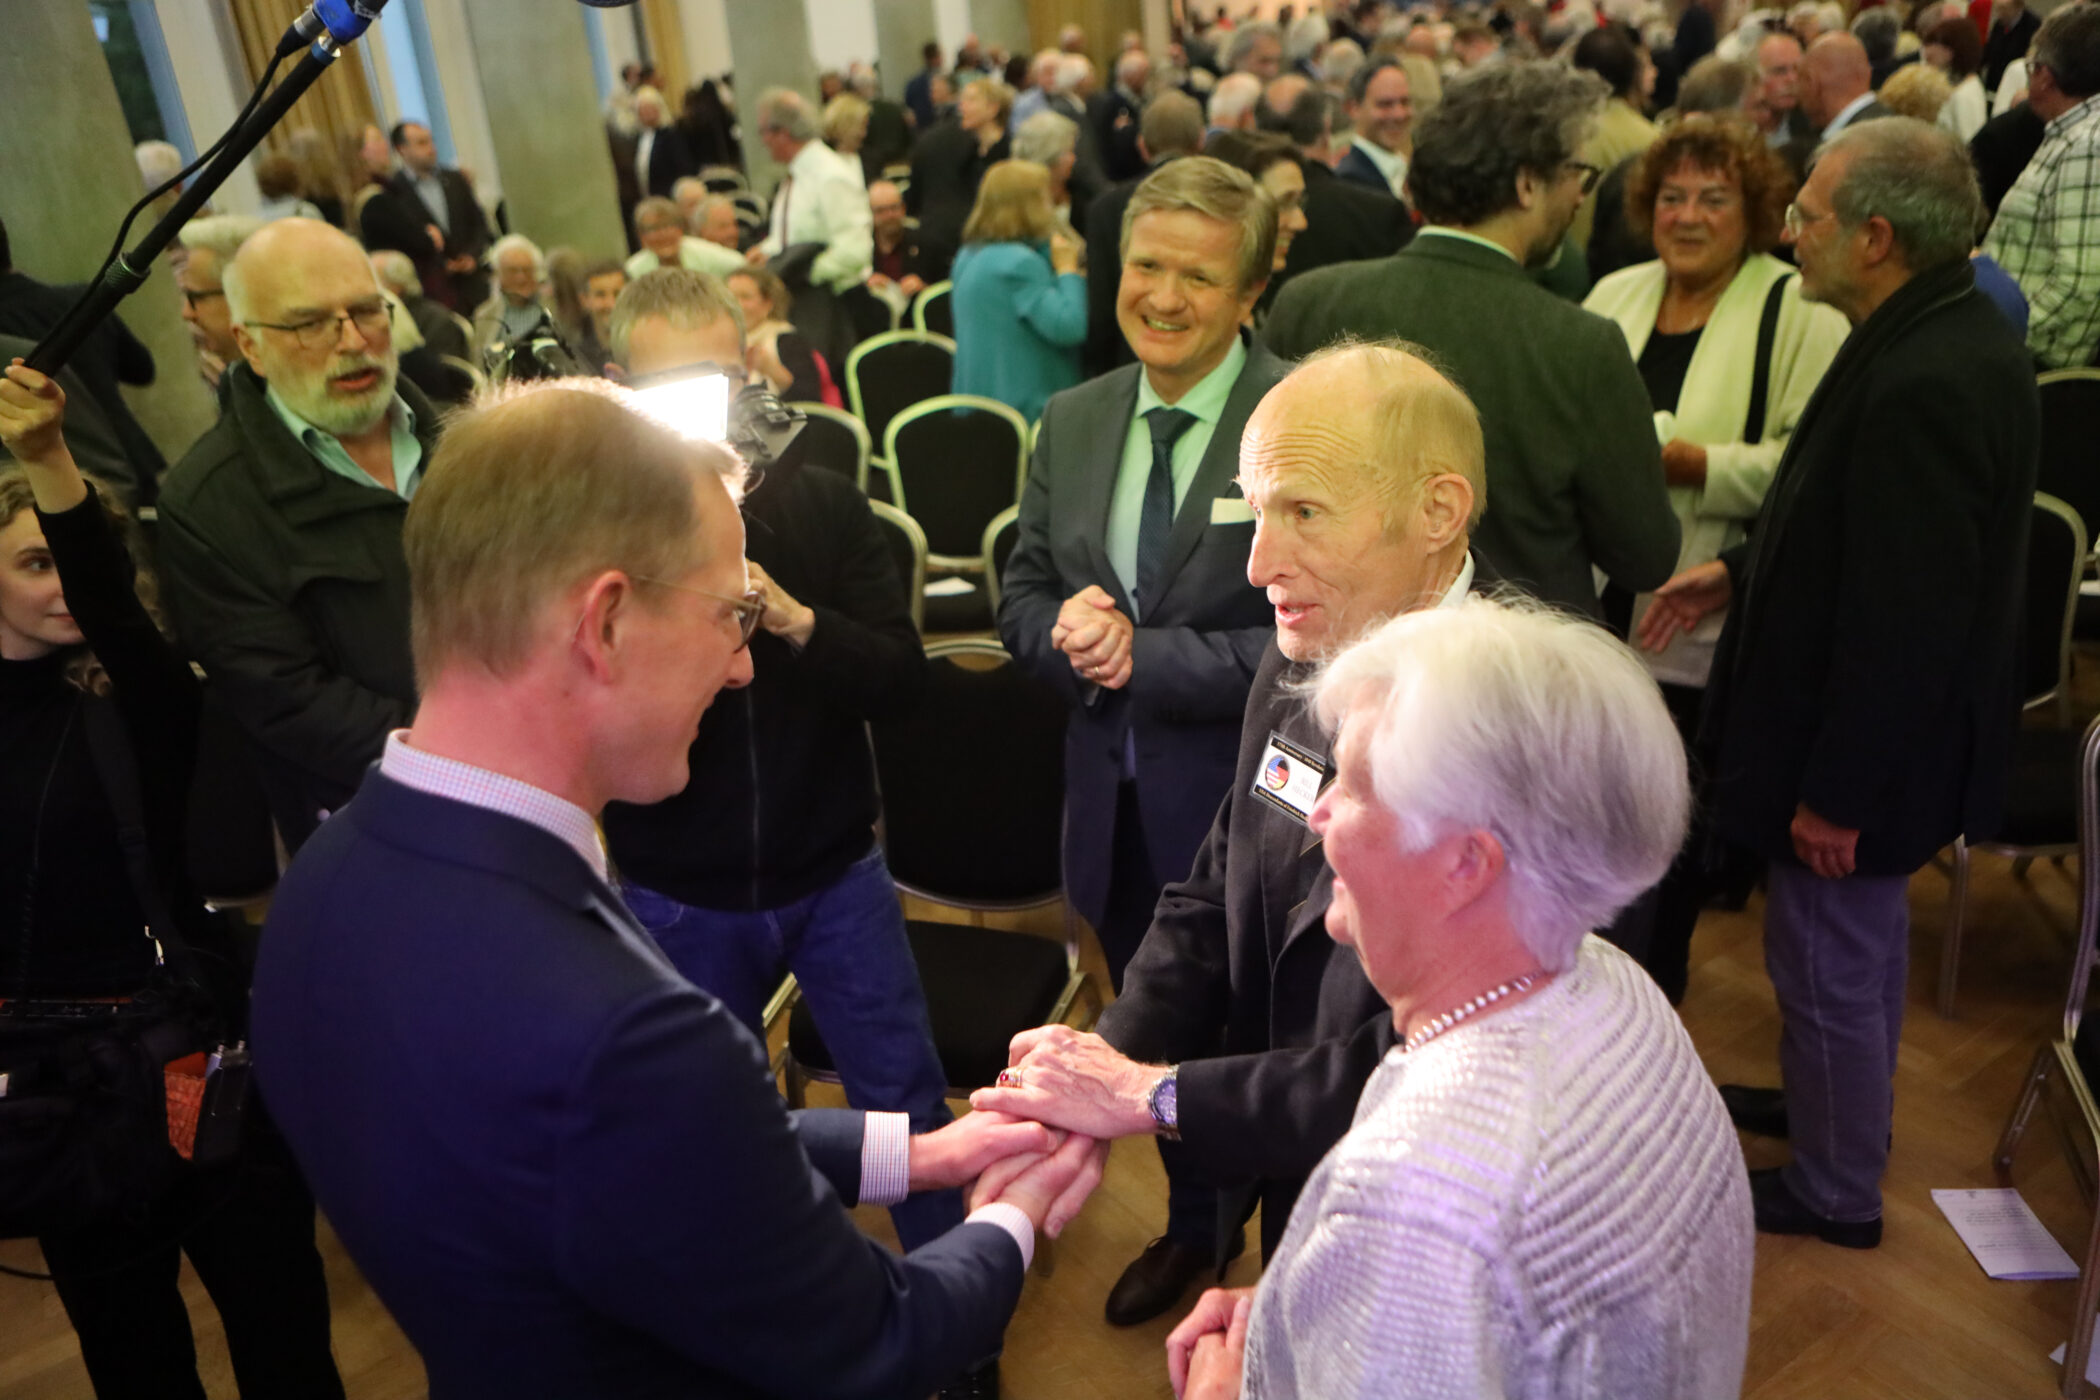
1052, 586, 1134, 690
903, 1108, 1102, 1240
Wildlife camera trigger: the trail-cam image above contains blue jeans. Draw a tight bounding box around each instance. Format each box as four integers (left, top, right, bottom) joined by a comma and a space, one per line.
1764, 859, 1911, 1223
621, 848, 961, 1250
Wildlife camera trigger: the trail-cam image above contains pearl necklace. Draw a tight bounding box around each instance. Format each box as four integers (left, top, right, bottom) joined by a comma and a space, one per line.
1401, 973, 1540, 1054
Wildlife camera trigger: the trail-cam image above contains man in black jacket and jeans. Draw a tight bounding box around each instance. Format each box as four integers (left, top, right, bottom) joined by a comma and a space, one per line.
1641, 119, 2038, 1248
599, 269, 951, 1246
156, 218, 438, 855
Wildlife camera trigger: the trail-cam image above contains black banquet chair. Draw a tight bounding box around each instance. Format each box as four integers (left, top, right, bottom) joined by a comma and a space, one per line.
866, 499, 927, 635
2040, 370, 2100, 564
846, 330, 955, 459
782, 639, 1098, 1099
911, 280, 954, 338
881, 394, 1029, 570
787, 402, 873, 493
1938, 491, 2088, 1018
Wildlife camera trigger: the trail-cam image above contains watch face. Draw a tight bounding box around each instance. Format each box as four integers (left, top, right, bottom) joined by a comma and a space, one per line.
1152, 1072, 1178, 1129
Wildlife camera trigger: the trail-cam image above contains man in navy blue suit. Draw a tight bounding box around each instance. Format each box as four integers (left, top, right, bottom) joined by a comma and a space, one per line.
253, 378, 1099, 1398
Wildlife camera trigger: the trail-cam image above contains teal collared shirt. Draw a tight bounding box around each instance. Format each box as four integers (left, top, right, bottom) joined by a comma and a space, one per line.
263, 383, 425, 500
1106, 334, 1248, 614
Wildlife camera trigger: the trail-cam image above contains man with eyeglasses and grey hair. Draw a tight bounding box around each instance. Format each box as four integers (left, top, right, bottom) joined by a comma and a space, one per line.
156, 217, 439, 852
750, 87, 874, 293
1642, 118, 2037, 1248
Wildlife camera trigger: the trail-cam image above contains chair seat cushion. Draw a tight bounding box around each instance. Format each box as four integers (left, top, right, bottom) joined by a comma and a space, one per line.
922, 581, 992, 634
1986, 726, 2083, 848
788, 920, 1073, 1091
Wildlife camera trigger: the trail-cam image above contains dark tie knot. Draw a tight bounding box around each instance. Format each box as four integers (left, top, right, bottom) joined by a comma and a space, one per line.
1145, 407, 1197, 453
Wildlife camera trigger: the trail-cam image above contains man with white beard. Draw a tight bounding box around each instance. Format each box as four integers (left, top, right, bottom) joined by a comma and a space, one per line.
157, 217, 442, 851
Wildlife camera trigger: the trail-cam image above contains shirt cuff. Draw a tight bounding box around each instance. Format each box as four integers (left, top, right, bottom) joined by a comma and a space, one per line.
858, 1110, 912, 1207
965, 1201, 1036, 1271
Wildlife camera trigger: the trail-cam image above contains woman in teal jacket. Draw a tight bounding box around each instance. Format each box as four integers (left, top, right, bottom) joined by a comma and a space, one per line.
949, 159, 1087, 423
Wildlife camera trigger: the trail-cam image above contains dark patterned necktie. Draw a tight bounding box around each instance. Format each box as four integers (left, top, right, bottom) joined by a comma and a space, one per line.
1135, 407, 1196, 618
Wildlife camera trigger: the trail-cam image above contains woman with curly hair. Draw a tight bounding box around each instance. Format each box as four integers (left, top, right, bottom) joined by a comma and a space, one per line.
1582, 113, 1850, 1001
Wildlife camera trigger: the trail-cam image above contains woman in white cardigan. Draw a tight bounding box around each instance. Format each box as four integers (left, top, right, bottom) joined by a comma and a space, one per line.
1583, 114, 1848, 1000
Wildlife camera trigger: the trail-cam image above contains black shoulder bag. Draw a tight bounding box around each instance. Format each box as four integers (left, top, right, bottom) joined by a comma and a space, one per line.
0, 697, 246, 1241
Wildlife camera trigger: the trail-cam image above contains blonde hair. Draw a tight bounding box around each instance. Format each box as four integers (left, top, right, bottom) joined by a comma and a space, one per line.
1878, 61, 1954, 120
403, 380, 745, 681
1120, 155, 1278, 293
608, 267, 746, 364
963, 77, 1016, 127
821, 93, 871, 149
963, 160, 1057, 245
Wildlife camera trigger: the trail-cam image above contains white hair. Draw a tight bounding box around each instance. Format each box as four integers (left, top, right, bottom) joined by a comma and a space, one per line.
1054, 54, 1092, 94
1312, 598, 1690, 972
1321, 37, 1367, 87
670, 175, 708, 205
1210, 71, 1264, 126
1288, 13, 1330, 61
490, 232, 546, 279
756, 87, 819, 142
135, 139, 183, 192
368, 248, 421, 298
1116, 48, 1150, 88
1226, 20, 1284, 70
1014, 110, 1080, 164
177, 214, 263, 267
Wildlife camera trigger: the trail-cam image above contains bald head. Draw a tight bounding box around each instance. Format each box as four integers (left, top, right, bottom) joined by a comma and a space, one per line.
1801, 32, 1872, 127
223, 217, 379, 326
1264, 73, 1311, 120
1241, 342, 1486, 659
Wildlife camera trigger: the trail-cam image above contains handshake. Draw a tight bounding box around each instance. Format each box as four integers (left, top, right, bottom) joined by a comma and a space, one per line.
902, 1023, 1170, 1239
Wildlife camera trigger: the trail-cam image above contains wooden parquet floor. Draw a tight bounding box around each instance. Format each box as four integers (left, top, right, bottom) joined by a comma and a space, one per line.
8, 719, 2100, 1397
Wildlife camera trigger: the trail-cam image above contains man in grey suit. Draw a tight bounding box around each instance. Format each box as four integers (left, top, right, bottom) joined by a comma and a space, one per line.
1265, 63, 1679, 621
998, 156, 1287, 1327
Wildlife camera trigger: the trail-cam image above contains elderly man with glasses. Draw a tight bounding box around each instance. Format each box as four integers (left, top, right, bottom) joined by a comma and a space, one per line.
156, 216, 442, 852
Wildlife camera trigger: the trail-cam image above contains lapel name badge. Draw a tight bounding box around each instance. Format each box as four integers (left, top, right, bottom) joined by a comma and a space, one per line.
1252, 730, 1328, 827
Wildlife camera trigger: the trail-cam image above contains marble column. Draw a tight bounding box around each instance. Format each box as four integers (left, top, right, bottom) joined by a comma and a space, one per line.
874, 0, 939, 98
722, 0, 819, 193
457, 0, 628, 260
0, 3, 216, 467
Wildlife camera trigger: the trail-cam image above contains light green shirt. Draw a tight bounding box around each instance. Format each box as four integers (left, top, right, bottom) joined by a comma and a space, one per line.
1105, 334, 1247, 615
1415, 225, 1521, 264
264, 383, 425, 500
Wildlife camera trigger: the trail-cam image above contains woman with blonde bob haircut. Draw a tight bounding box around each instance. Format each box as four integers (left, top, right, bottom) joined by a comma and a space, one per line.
1169, 598, 1754, 1400
949, 159, 1088, 421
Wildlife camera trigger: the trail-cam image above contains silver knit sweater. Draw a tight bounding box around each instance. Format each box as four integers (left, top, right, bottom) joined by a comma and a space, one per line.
1246, 936, 1753, 1399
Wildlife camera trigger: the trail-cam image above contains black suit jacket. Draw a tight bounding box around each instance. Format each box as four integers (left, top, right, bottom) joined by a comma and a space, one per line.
1087, 87, 1145, 183
642, 125, 701, 198
256, 771, 1024, 1398
908, 119, 1006, 279
1705, 262, 2038, 876
1284, 160, 1413, 288
0, 271, 167, 500
1974, 102, 2048, 219
999, 339, 1290, 928
1332, 142, 1397, 197
380, 168, 493, 309
1097, 572, 1482, 1262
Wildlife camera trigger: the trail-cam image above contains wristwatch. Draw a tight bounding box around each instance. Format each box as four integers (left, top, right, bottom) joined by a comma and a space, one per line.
1147, 1065, 1181, 1141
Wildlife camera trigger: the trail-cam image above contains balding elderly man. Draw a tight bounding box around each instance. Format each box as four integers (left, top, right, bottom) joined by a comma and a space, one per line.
979, 341, 1494, 1324
156, 218, 440, 852
1799, 32, 1890, 140
254, 378, 1094, 1399
751, 88, 874, 293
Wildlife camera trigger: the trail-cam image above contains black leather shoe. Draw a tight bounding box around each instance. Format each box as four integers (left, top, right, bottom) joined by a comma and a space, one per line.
1105, 1237, 1226, 1327
1719, 1083, 1789, 1138
937, 1359, 998, 1400
1749, 1167, 1881, 1248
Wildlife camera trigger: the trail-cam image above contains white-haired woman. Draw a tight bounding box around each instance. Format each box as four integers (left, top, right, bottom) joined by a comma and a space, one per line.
1168, 599, 1753, 1400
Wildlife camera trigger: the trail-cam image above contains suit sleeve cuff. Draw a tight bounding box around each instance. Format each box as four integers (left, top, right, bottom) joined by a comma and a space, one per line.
859, 1111, 911, 1207
965, 1202, 1036, 1270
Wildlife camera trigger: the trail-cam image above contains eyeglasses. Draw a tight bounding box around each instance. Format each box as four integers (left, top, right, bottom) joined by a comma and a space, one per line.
633, 576, 768, 650
244, 299, 392, 351
1564, 161, 1602, 195
1782, 201, 1836, 238
180, 287, 225, 310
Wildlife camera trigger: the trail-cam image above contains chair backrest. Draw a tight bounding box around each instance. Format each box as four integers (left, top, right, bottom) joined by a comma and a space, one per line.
871, 638, 1067, 906
702, 165, 749, 193
883, 394, 1030, 563
2060, 715, 2100, 1045
912, 280, 954, 337
2038, 370, 2100, 555
983, 504, 1021, 616
846, 330, 955, 451
789, 403, 872, 491
437, 354, 488, 399
2025, 492, 2087, 712
867, 499, 927, 633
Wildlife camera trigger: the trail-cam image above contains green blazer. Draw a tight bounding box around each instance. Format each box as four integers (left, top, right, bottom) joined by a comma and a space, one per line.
1264, 232, 1679, 619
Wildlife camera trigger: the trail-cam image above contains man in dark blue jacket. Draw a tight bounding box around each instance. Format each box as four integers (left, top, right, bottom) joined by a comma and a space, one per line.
254, 377, 1095, 1398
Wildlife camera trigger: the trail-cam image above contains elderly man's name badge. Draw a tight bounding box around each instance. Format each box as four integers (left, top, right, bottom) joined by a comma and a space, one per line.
1253, 732, 1327, 826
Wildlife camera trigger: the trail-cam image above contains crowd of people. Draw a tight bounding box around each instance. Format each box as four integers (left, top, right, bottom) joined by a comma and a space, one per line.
1, 0, 2094, 1395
